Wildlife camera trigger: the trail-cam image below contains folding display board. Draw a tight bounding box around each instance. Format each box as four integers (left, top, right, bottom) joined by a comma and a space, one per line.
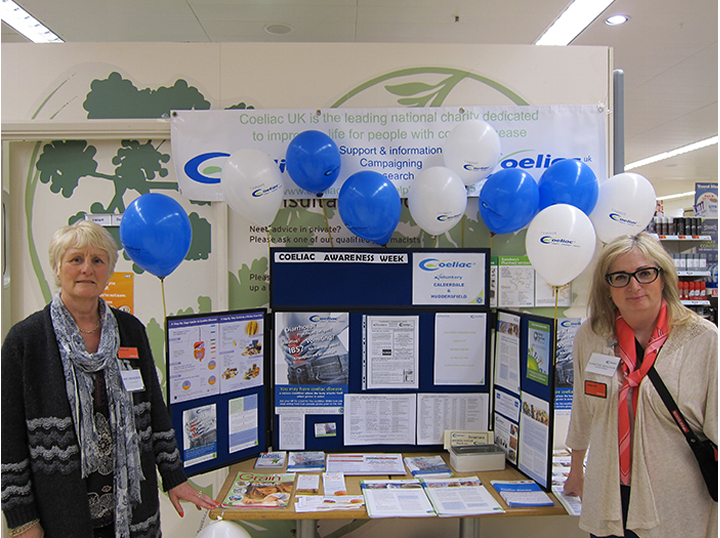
492, 309, 556, 489
270, 248, 492, 453
166, 309, 270, 477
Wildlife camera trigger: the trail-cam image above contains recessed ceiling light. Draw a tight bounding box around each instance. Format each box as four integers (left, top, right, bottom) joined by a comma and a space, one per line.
625, 136, 718, 170
0, 0, 63, 43
605, 14, 629, 26
264, 23, 293, 36
536, 0, 615, 46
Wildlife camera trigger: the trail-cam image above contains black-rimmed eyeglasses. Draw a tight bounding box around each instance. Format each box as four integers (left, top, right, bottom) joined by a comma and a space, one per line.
605, 267, 662, 288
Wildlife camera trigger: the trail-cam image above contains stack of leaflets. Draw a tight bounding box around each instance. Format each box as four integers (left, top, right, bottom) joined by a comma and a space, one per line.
490, 480, 555, 508
295, 495, 365, 512
286, 451, 326, 473
420, 476, 505, 517
326, 453, 406, 475
221, 472, 295, 508
360, 479, 436, 518
254, 451, 287, 469
404, 456, 453, 478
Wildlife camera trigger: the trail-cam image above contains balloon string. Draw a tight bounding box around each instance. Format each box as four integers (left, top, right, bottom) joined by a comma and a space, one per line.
160, 277, 167, 321
462, 215, 466, 248
433, 235, 437, 248
553, 286, 559, 366
322, 203, 334, 248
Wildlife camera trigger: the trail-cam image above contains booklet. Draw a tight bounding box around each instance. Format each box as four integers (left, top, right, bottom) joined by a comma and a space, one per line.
286, 451, 326, 473
490, 480, 554, 507
420, 476, 505, 517
404, 456, 453, 477
294, 495, 365, 513
326, 453, 406, 475
552, 485, 582, 516
254, 451, 287, 469
221, 472, 295, 508
361, 479, 436, 518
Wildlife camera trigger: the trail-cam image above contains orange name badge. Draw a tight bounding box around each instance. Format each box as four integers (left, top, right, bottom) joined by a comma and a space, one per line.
585, 380, 607, 398
118, 347, 139, 359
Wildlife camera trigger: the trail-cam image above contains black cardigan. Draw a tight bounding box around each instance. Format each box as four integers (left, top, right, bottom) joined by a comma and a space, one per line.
1, 304, 188, 537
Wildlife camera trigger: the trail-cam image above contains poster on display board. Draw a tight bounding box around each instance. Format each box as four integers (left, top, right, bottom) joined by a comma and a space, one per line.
269, 247, 492, 453
166, 309, 269, 476
171, 104, 607, 201
492, 309, 556, 489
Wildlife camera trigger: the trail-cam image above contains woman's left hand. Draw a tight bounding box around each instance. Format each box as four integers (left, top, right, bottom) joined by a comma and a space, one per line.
168, 481, 220, 517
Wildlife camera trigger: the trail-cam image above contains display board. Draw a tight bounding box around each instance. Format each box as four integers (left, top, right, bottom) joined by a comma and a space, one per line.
166, 309, 269, 476
492, 309, 556, 489
270, 248, 492, 453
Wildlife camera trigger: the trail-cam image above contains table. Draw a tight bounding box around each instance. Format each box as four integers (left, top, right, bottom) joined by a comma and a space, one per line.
209, 453, 569, 538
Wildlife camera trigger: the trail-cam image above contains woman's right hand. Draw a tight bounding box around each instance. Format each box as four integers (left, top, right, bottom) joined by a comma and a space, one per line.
563, 468, 584, 499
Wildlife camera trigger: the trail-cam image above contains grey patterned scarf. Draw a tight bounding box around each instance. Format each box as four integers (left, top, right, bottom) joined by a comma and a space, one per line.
51, 294, 144, 538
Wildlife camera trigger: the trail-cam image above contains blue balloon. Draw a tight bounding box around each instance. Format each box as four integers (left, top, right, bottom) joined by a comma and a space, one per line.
538, 159, 599, 215
338, 171, 401, 246
119, 193, 192, 278
286, 130, 341, 195
478, 169, 539, 234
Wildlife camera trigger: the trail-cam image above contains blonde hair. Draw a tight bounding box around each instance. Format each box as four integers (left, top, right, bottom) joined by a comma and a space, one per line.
49, 220, 119, 288
588, 232, 697, 338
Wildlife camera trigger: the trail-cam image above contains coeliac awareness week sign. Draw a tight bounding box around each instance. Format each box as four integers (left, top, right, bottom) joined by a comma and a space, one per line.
170, 104, 606, 201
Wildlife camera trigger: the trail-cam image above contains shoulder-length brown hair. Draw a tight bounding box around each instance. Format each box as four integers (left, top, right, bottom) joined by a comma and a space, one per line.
588, 232, 697, 339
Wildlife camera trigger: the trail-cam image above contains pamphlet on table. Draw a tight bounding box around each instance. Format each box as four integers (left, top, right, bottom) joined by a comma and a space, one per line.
420, 476, 505, 516
361, 479, 436, 518
490, 480, 554, 507
221, 472, 295, 508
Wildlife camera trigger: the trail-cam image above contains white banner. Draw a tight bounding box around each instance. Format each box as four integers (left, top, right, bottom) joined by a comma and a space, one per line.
171, 104, 607, 201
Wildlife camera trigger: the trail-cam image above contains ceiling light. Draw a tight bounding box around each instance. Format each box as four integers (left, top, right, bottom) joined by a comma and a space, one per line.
1, 0, 62, 43
605, 14, 629, 26
264, 23, 293, 36
657, 191, 696, 201
625, 136, 719, 170
536, 0, 615, 46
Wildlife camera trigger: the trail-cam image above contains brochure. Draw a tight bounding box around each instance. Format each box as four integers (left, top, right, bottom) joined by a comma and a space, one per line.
322, 472, 348, 496
490, 480, 554, 507
286, 451, 326, 473
420, 476, 505, 517
295, 474, 320, 495
294, 495, 365, 512
254, 451, 287, 469
403, 456, 453, 477
221, 472, 295, 508
361, 479, 436, 518
325, 453, 406, 475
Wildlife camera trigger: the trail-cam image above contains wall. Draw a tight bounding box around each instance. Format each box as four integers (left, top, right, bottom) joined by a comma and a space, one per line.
1, 42, 610, 538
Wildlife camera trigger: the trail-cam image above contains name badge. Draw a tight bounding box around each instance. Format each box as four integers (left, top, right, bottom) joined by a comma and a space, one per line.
121, 369, 145, 392
586, 352, 620, 377
118, 347, 139, 359
585, 380, 607, 398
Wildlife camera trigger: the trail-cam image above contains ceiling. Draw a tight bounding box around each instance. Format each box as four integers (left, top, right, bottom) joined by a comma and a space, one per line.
3, 0, 717, 206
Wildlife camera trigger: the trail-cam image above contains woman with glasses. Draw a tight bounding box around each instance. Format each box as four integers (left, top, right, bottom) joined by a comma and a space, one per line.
563, 232, 717, 538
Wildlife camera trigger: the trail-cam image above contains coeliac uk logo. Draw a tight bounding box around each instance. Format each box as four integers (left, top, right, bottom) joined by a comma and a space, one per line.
184, 152, 230, 184
539, 236, 575, 247
419, 258, 474, 270
609, 213, 638, 226
252, 184, 283, 198
437, 212, 463, 222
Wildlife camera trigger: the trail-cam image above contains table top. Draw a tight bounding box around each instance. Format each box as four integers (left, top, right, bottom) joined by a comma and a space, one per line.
209, 452, 569, 521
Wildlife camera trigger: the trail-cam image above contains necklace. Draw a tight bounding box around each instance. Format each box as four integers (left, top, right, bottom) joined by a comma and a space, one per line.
78, 318, 101, 334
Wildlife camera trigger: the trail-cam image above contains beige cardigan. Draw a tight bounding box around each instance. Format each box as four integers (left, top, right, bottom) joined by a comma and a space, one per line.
566, 317, 718, 538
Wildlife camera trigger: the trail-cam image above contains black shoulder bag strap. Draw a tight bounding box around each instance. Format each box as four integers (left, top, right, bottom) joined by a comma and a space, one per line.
647, 365, 718, 502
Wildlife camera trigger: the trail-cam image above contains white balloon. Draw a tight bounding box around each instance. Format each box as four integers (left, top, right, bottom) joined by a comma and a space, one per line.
196, 520, 251, 538
590, 172, 656, 243
408, 166, 468, 235
443, 120, 501, 186
526, 204, 597, 287
222, 148, 285, 226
